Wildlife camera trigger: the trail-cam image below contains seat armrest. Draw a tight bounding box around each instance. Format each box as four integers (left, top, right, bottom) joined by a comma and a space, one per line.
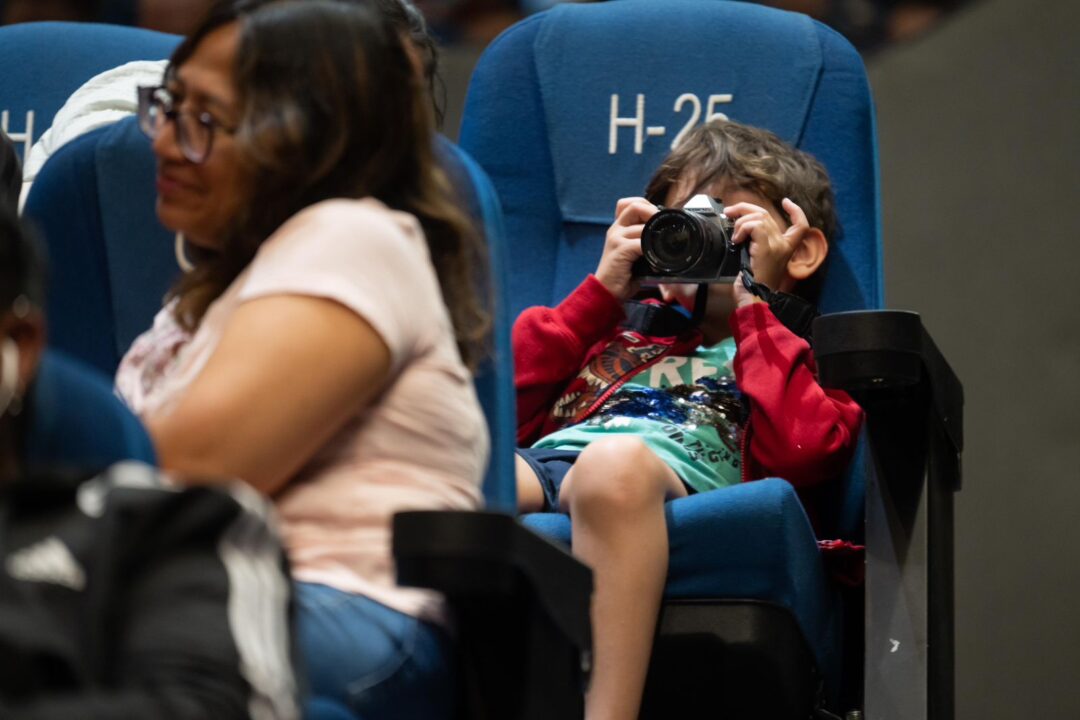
393, 510, 592, 720
813, 310, 963, 720
814, 309, 963, 486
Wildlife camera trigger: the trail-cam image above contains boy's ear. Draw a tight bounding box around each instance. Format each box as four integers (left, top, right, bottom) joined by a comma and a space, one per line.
785, 227, 828, 284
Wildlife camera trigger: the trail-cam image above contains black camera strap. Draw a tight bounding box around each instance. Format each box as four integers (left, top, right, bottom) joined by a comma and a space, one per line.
632, 251, 817, 340
689, 283, 710, 328
739, 245, 819, 340
622, 299, 698, 337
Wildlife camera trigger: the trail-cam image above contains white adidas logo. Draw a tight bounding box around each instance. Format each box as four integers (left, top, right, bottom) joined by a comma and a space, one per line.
6, 537, 86, 591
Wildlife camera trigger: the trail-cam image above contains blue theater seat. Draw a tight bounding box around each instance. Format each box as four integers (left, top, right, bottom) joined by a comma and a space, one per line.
0, 21, 181, 375
25, 118, 181, 378
25, 349, 156, 472
458, 0, 882, 713
434, 136, 518, 510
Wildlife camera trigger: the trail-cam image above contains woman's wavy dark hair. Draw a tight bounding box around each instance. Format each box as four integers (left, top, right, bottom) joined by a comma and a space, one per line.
367, 0, 446, 127
166, 0, 489, 367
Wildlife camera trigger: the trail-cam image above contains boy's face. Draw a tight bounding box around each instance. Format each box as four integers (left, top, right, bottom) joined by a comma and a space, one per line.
657, 179, 788, 343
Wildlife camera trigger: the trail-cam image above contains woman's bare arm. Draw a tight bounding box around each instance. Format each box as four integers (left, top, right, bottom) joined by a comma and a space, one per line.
147, 294, 391, 495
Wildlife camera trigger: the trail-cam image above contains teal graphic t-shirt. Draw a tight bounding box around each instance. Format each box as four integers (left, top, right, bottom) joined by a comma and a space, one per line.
534, 339, 745, 493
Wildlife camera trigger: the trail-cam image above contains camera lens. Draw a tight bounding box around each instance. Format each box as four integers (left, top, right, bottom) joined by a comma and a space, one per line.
642, 212, 705, 274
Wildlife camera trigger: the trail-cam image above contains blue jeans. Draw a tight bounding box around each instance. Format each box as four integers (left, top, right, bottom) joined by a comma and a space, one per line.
295, 582, 456, 720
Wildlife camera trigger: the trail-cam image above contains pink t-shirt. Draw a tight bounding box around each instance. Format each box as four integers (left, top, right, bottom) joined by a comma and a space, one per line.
116, 198, 488, 622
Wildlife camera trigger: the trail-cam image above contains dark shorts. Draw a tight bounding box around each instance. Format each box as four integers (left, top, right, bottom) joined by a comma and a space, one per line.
518, 445, 699, 512
516, 447, 581, 512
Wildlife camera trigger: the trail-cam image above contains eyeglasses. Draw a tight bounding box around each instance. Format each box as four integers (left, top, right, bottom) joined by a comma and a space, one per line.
136, 85, 236, 164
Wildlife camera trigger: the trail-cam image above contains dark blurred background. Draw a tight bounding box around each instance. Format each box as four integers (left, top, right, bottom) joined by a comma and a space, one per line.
4, 0, 1077, 717
0, 0, 973, 49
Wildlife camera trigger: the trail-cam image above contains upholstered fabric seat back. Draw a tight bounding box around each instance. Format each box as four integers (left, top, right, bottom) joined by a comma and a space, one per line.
460, 0, 882, 321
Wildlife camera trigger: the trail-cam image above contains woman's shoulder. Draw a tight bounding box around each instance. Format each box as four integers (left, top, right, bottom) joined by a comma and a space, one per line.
238, 198, 447, 359
274, 198, 426, 255
250, 197, 434, 284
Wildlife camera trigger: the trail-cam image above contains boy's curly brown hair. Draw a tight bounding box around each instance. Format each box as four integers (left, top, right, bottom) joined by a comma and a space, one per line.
644, 119, 838, 248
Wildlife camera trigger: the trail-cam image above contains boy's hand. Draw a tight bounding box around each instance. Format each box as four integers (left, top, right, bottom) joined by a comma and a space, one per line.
595, 197, 658, 302
732, 272, 763, 309
726, 197, 810, 293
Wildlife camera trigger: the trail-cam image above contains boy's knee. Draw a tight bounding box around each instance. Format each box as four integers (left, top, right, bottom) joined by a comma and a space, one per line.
569, 437, 670, 514
576, 436, 656, 475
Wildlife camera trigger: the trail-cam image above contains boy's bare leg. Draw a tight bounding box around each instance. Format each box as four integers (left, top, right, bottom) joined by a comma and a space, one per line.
558, 437, 687, 720
515, 453, 547, 513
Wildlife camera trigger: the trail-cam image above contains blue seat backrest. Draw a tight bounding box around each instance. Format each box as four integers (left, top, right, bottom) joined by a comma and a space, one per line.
460, 0, 883, 320
24, 117, 181, 377
437, 137, 517, 511
0, 22, 180, 160
460, 0, 882, 538
25, 350, 156, 473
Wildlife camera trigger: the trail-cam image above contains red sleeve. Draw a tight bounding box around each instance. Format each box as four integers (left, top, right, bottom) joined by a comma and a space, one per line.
513, 275, 624, 444
731, 302, 864, 488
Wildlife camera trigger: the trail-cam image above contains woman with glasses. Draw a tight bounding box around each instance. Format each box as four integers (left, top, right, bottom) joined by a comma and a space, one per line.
117, 1, 490, 717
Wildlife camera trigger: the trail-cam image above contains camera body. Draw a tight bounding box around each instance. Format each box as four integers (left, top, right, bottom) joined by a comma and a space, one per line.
633, 194, 741, 283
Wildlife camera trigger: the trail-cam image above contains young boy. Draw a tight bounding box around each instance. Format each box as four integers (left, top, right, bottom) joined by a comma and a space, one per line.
513, 119, 864, 720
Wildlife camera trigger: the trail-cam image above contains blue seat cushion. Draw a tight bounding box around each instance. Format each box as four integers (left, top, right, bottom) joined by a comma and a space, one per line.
522, 478, 841, 690
459, 0, 880, 704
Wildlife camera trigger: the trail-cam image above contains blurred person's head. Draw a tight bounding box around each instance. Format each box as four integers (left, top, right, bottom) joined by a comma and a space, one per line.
143, 0, 487, 365
0, 204, 46, 479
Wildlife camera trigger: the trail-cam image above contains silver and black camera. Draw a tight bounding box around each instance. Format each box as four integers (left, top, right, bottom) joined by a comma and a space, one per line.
634, 194, 742, 283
